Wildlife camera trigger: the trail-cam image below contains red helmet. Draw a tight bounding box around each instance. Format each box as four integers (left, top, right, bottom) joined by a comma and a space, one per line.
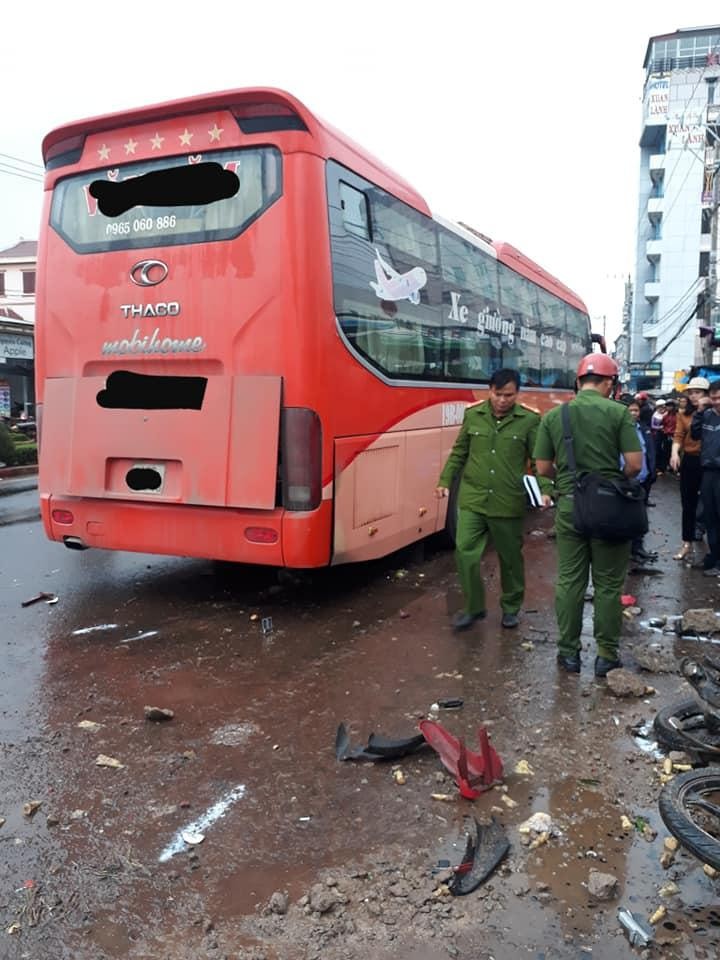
576, 353, 619, 378
635, 391, 649, 401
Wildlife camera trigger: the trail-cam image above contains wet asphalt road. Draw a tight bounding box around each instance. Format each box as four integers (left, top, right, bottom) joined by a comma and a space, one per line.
2, 480, 720, 959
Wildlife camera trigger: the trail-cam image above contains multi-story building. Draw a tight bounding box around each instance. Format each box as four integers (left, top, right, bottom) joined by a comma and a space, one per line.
0, 239, 37, 418
631, 25, 720, 391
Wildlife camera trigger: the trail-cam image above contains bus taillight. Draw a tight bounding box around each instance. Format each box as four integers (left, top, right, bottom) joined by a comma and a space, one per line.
52, 509, 74, 525
281, 408, 322, 512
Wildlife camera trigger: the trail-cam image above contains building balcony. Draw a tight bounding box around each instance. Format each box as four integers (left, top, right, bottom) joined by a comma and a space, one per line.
644, 281, 661, 300
647, 198, 664, 218
646, 239, 662, 260
649, 154, 665, 180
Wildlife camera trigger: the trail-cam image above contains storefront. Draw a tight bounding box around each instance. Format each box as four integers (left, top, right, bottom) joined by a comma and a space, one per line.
0, 312, 35, 418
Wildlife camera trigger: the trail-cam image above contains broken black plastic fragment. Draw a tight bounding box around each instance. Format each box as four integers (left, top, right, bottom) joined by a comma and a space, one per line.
89, 162, 239, 217
335, 722, 428, 762
448, 817, 510, 896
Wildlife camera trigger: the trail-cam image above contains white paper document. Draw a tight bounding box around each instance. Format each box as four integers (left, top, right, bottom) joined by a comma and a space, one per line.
523, 474, 543, 508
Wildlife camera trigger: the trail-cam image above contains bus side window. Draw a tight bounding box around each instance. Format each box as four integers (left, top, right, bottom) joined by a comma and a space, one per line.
340, 182, 371, 240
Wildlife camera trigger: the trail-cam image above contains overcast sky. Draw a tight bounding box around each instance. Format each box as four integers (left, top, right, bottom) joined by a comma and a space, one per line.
2, 0, 718, 347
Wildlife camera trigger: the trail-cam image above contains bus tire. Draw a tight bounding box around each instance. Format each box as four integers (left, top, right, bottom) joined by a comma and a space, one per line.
658, 769, 720, 870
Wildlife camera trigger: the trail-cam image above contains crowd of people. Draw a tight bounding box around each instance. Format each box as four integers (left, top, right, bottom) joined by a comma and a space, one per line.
435, 358, 720, 680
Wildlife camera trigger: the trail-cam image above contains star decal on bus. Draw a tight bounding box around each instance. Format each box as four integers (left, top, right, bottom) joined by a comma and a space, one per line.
179, 129, 194, 146
208, 124, 224, 142
150, 133, 165, 150
124, 138, 138, 155
97, 144, 111, 161
370, 248, 427, 305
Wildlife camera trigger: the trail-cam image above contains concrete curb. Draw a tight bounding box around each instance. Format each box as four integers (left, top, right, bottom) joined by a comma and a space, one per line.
0, 509, 40, 527
0, 478, 39, 498
0, 465, 38, 480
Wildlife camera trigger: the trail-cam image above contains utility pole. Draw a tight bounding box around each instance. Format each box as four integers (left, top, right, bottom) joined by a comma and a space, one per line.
705, 82, 720, 364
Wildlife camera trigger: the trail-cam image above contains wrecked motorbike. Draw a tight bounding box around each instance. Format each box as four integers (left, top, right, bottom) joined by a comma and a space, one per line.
657, 656, 720, 870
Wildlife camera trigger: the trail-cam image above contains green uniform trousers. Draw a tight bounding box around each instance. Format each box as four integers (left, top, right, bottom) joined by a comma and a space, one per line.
455, 509, 525, 616
554, 499, 630, 660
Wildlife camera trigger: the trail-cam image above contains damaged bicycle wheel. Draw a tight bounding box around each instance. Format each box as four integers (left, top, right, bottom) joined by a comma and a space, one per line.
658, 769, 720, 871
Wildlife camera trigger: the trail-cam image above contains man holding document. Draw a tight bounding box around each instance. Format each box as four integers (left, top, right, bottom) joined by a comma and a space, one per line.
436, 369, 553, 631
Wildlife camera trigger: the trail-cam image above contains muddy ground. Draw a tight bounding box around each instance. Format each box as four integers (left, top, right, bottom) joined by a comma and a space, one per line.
2, 475, 720, 959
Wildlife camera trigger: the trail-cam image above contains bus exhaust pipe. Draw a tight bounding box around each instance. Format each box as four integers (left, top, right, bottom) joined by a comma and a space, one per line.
63, 536, 89, 551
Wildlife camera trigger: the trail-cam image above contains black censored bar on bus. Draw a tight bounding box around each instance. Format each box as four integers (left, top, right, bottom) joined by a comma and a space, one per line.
96, 371, 208, 410
89, 163, 239, 217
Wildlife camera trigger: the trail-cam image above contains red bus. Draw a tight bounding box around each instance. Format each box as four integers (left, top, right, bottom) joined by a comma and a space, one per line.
36, 87, 596, 567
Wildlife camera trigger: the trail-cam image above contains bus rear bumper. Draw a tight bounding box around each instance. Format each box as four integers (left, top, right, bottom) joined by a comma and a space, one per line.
40, 495, 332, 567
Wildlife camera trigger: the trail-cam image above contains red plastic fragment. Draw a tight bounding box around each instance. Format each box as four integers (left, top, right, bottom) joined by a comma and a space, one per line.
419, 719, 503, 799
620, 594, 637, 607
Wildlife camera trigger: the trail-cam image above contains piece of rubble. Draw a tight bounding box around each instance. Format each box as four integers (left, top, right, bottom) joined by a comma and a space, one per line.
587, 869, 618, 901
95, 754, 124, 769
392, 769, 406, 785
514, 760, 534, 775
605, 669, 651, 698
144, 706, 175, 722
268, 891, 289, 915
649, 904, 667, 925
681, 609, 720, 635
77, 720, 103, 731
308, 882, 338, 914
22, 801, 42, 818
631, 640, 677, 674
620, 815, 633, 831
659, 881, 680, 897
518, 812, 556, 836
703, 864, 719, 879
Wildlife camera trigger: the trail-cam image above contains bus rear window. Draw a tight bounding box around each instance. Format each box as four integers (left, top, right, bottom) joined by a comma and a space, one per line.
49, 147, 282, 253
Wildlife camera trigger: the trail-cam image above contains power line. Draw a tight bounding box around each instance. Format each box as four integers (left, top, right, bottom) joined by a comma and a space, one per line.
0, 164, 43, 184
0, 151, 43, 171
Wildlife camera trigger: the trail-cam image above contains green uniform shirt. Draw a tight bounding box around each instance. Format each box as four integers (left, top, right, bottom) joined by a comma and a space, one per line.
438, 401, 549, 517
533, 389, 641, 495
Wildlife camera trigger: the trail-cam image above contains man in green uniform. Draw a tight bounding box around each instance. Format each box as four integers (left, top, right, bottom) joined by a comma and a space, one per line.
533, 354, 642, 678
436, 369, 552, 632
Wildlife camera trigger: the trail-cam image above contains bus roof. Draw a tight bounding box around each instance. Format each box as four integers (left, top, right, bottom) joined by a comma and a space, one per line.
493, 241, 588, 313
41, 86, 430, 214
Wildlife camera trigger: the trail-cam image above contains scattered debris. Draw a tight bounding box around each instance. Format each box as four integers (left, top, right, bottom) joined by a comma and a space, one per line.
587, 869, 618, 901
95, 754, 124, 769
77, 720, 102, 731
392, 769, 406, 785
606, 669, 654, 698
631, 639, 678, 674
181, 830, 205, 846
437, 698, 464, 709
681, 609, 720, 636
514, 759, 534, 775
430, 793, 454, 802
268, 891, 290, 915
659, 881, 680, 897
71, 624, 119, 635
261, 616, 273, 635
518, 812, 557, 837
704, 864, 719, 879
621, 594, 638, 607
618, 907, 654, 947
22, 801, 42, 818
448, 817, 510, 896
419, 719, 503, 799
649, 904, 667, 925
621, 815, 633, 831
335, 723, 428, 762
21, 592, 57, 608
144, 706, 175, 722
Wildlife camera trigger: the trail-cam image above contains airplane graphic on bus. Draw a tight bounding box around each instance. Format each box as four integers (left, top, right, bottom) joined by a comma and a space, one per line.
370, 248, 427, 305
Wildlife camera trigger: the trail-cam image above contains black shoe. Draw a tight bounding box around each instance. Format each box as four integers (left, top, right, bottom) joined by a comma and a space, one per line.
501, 612, 519, 629
451, 610, 487, 631
557, 652, 581, 673
594, 656, 621, 678
632, 550, 657, 564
